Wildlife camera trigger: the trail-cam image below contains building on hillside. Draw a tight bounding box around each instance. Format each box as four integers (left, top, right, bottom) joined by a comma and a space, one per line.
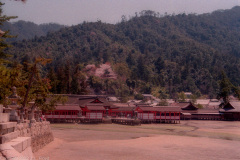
106, 96, 120, 102
142, 94, 154, 101
184, 92, 192, 98
208, 99, 221, 109
196, 99, 210, 108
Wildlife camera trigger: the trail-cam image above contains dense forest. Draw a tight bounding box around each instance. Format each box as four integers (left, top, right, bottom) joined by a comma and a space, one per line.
5, 6, 240, 100
2, 20, 64, 42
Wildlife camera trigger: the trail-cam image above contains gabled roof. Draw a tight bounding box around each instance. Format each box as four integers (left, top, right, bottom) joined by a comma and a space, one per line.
79, 97, 112, 107
171, 102, 198, 110
220, 101, 240, 112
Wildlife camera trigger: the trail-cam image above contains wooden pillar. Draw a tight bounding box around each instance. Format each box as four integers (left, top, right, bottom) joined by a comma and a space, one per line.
164, 112, 166, 123
179, 112, 181, 123
160, 112, 161, 123
170, 111, 171, 123
154, 112, 156, 122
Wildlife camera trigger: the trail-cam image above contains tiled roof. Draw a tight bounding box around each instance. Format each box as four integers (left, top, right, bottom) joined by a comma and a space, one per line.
112, 103, 130, 107
111, 107, 135, 112
196, 99, 210, 105
55, 105, 81, 111
85, 106, 106, 111
171, 102, 198, 110
137, 106, 181, 112
79, 97, 112, 107
220, 101, 240, 112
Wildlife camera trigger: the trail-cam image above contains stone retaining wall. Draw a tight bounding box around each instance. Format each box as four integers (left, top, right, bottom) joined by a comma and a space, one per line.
0, 121, 53, 159
15, 121, 54, 152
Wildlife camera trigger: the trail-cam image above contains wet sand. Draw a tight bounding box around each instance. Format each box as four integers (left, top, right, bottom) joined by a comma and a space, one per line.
34, 121, 240, 160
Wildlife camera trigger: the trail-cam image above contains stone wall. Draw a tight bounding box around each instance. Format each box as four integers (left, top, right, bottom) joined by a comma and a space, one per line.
0, 121, 54, 160
15, 121, 54, 152
1, 102, 54, 159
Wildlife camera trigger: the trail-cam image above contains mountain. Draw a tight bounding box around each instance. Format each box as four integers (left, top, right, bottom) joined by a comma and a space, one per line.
5, 7, 240, 98
2, 20, 65, 42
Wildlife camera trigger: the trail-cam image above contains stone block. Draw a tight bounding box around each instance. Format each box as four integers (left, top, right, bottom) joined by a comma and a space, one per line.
22, 138, 29, 151
0, 122, 17, 130
0, 122, 17, 136
1, 147, 21, 159
0, 131, 18, 144
0, 128, 14, 136
11, 140, 22, 153
0, 113, 10, 123
0, 143, 13, 151
6, 137, 31, 153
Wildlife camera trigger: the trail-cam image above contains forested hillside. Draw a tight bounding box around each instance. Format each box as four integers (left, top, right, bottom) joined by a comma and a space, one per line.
2, 20, 65, 42
5, 7, 240, 99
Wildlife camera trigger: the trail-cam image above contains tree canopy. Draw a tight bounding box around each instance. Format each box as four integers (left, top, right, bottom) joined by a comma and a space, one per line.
4, 7, 240, 99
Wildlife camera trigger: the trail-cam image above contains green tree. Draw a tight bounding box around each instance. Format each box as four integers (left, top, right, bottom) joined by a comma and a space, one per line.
0, 2, 18, 102
217, 71, 233, 104
178, 92, 187, 102
0, 2, 17, 63
134, 93, 144, 100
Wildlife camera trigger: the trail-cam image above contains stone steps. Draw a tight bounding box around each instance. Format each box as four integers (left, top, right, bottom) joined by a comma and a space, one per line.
7, 137, 31, 153
0, 137, 32, 159
0, 122, 18, 144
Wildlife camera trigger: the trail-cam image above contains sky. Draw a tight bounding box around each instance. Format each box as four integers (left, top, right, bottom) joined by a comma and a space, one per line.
2, 0, 240, 26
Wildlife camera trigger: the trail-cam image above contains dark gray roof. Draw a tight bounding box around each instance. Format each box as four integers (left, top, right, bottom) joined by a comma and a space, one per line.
137, 106, 181, 112
55, 105, 81, 111
220, 101, 240, 112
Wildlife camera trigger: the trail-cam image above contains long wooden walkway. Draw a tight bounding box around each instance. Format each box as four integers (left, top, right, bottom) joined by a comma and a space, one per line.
111, 118, 141, 126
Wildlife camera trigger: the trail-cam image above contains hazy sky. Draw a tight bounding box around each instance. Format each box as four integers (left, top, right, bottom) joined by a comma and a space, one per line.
2, 0, 240, 25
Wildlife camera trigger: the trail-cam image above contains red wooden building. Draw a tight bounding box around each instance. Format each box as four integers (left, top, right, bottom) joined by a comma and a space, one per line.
80, 105, 105, 121
79, 97, 114, 122
44, 105, 81, 122
109, 107, 135, 118
135, 106, 181, 123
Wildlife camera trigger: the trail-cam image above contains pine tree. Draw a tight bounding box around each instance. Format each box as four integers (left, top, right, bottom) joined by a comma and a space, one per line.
217, 71, 233, 104
0, 2, 17, 62
0, 2, 17, 102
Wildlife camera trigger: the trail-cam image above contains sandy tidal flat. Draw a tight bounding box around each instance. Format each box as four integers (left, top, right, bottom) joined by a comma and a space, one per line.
34, 121, 240, 160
